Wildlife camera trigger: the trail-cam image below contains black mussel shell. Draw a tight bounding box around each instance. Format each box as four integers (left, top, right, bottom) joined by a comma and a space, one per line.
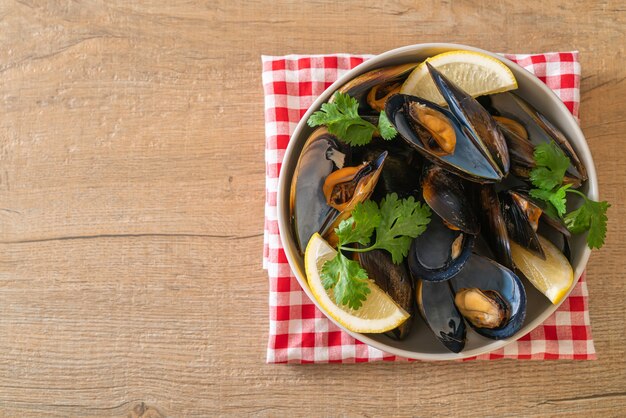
497, 121, 536, 179
357, 144, 421, 200
337, 63, 418, 114
450, 254, 527, 340
426, 62, 509, 177
408, 212, 474, 282
359, 250, 414, 340
511, 187, 571, 238
479, 185, 514, 270
322, 151, 387, 246
290, 128, 346, 253
422, 164, 479, 234
416, 279, 466, 353
386, 94, 502, 183
500, 189, 545, 259
489, 92, 587, 186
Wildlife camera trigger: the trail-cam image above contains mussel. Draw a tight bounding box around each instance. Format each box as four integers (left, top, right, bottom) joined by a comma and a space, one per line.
386, 94, 503, 183
479, 185, 514, 270
290, 128, 347, 252
490, 92, 587, 186
359, 250, 414, 340
421, 164, 479, 234
495, 118, 537, 180
480, 186, 572, 268
290, 128, 387, 252
416, 279, 466, 353
426, 63, 509, 177
386, 64, 510, 183
338, 63, 418, 113
408, 212, 474, 282
500, 189, 545, 259
321, 151, 387, 246
450, 254, 527, 340
454, 288, 510, 329
356, 142, 422, 200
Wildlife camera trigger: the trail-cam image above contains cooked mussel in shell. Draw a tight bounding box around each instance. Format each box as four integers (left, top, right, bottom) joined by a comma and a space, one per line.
290, 128, 347, 252
480, 185, 514, 270
500, 189, 545, 259
426, 63, 509, 177
490, 92, 587, 186
421, 164, 479, 234
337, 63, 418, 113
450, 254, 526, 339
407, 101, 457, 155
386, 94, 503, 183
482, 187, 572, 266
454, 288, 510, 329
322, 151, 387, 246
356, 144, 421, 200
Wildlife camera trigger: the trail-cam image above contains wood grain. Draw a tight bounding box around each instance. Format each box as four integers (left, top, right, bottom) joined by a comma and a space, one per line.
0, 0, 624, 416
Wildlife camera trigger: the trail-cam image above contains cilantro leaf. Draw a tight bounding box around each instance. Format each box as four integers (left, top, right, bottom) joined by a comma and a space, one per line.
565, 199, 610, 249
346, 200, 381, 244
374, 193, 432, 263
530, 184, 571, 217
564, 205, 590, 234
335, 200, 381, 246
320, 252, 371, 309
342, 124, 377, 146
542, 201, 560, 220
529, 142, 570, 190
307, 92, 389, 146
377, 110, 397, 140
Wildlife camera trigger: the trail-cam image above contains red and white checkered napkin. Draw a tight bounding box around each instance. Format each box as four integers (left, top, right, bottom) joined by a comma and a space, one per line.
262, 52, 596, 363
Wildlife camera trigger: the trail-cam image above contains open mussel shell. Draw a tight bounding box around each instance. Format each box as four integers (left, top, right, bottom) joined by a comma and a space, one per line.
356, 142, 422, 200
497, 117, 583, 188
490, 92, 587, 186
408, 212, 474, 282
496, 120, 536, 179
510, 188, 571, 238
479, 185, 514, 270
500, 189, 545, 259
426, 62, 509, 177
422, 164, 479, 234
416, 279, 466, 353
359, 250, 414, 340
337, 63, 418, 113
386, 94, 502, 183
322, 151, 387, 246
290, 127, 347, 253
450, 254, 527, 340
502, 187, 572, 262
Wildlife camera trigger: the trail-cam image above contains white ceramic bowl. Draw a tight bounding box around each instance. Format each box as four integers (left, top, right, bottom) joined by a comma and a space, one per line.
277, 43, 597, 360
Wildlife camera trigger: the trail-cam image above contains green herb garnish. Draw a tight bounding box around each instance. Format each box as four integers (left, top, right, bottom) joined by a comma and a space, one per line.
529, 142, 609, 249
320, 194, 431, 309
307, 92, 397, 146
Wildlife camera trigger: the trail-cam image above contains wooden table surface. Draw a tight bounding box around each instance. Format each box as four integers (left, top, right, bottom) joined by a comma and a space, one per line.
1, 1, 625, 416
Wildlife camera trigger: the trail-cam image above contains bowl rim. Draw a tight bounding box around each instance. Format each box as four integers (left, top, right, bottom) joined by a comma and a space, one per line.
276, 43, 597, 360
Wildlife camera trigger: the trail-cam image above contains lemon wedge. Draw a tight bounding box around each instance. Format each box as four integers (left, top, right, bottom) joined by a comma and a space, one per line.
304, 233, 409, 333
400, 50, 518, 105
510, 235, 574, 305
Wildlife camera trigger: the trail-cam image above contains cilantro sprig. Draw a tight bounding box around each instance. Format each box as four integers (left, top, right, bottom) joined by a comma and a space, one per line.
320, 194, 431, 309
529, 142, 609, 249
307, 92, 397, 146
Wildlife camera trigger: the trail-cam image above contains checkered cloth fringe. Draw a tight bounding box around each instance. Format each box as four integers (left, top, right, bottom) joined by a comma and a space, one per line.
262, 52, 595, 363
